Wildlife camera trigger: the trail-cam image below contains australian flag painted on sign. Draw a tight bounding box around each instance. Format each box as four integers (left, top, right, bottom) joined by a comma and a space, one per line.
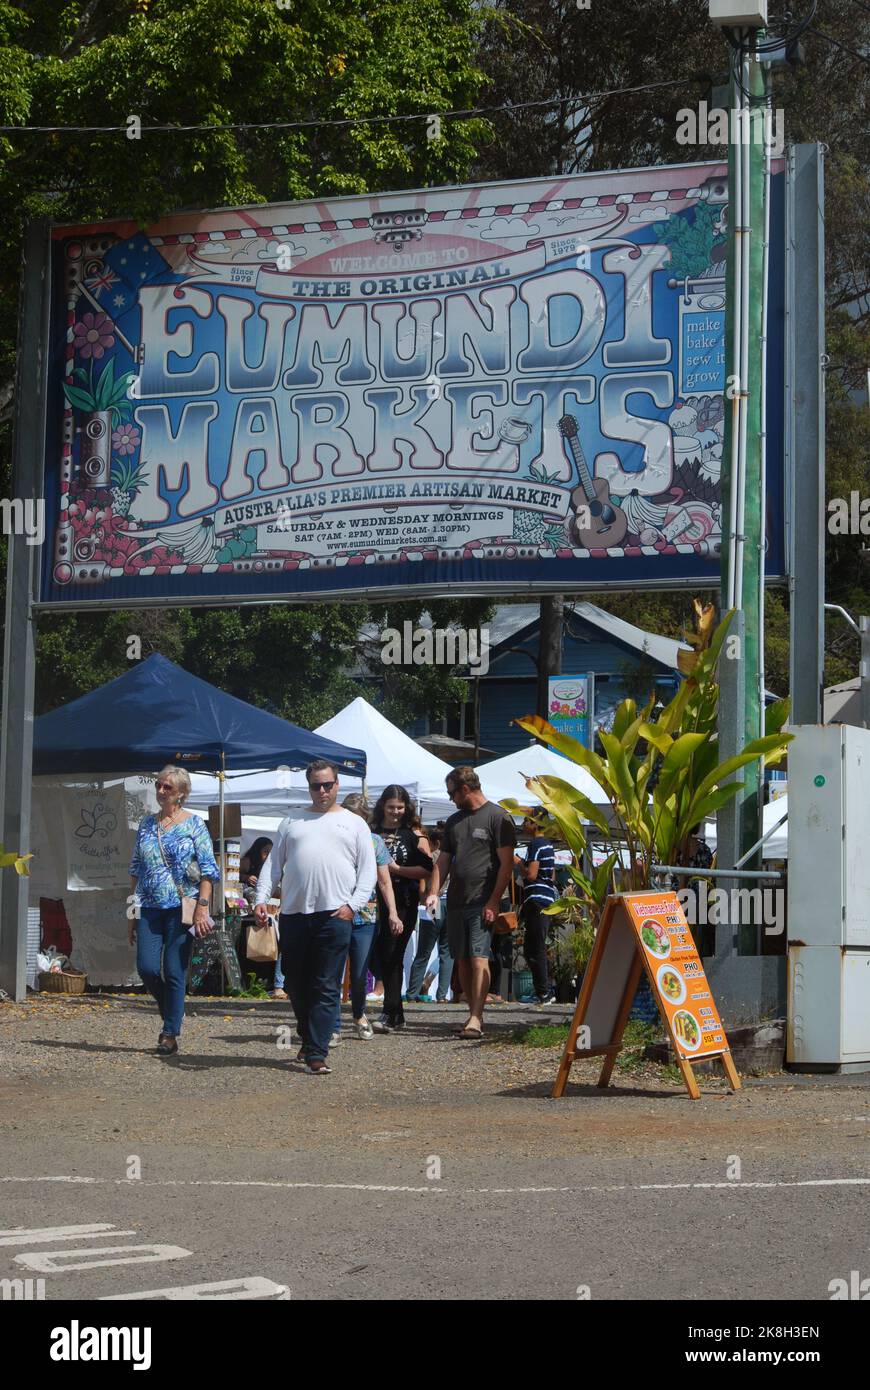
83, 234, 176, 345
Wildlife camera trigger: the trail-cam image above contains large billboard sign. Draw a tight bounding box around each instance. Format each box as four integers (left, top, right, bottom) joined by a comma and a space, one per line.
39, 161, 786, 607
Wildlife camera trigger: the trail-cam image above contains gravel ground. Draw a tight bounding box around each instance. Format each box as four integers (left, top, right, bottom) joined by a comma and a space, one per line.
2, 993, 870, 1303
1, 991, 868, 1162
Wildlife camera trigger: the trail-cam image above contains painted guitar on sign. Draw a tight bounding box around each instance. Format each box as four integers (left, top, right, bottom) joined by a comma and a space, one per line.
558, 414, 628, 549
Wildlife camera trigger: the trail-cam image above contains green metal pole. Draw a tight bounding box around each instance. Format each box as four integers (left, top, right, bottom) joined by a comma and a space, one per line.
718, 37, 766, 953
739, 49, 766, 931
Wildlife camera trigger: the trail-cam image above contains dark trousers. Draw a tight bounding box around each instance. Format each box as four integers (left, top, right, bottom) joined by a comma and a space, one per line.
376, 898, 417, 1023
279, 910, 352, 1063
522, 899, 550, 998
488, 930, 513, 997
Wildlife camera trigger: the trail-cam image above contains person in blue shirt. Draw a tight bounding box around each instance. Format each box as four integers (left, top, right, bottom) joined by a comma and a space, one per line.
129, 765, 220, 1055
515, 815, 557, 1004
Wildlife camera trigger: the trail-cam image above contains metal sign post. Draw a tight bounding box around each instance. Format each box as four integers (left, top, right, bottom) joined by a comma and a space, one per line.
0, 221, 50, 999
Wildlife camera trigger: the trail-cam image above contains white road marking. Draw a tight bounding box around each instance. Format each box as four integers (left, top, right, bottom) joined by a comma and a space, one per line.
0, 1224, 132, 1247
2, 1175, 870, 1196
15, 1243, 192, 1273
101, 1276, 289, 1300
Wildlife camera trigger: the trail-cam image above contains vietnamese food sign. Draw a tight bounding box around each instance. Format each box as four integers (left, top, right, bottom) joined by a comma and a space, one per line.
39, 160, 786, 607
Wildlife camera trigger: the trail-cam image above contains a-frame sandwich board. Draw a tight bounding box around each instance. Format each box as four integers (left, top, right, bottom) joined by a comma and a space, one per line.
552, 891, 741, 1101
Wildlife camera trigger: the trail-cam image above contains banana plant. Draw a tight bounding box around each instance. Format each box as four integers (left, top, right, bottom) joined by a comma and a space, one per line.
508, 607, 792, 896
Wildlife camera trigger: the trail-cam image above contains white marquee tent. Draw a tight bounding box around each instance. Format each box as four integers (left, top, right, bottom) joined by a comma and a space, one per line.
186, 696, 456, 821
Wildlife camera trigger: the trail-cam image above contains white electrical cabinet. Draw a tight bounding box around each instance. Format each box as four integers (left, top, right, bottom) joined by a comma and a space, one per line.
709, 0, 768, 24
787, 723, 870, 947
787, 724, 870, 1070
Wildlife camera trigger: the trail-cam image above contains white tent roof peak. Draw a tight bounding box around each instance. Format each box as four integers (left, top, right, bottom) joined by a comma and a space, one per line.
313, 697, 451, 791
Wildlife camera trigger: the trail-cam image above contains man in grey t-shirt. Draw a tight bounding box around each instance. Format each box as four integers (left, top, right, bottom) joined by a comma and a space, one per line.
426, 766, 516, 1038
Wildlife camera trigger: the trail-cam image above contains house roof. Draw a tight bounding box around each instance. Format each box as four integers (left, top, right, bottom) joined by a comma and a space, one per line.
485, 602, 690, 675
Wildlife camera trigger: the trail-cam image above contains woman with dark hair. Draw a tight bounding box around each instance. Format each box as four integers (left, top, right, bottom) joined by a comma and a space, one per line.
240, 838, 273, 894
241, 836, 285, 999
370, 785, 433, 1032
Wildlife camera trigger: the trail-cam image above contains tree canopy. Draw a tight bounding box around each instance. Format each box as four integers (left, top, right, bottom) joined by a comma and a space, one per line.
0, 0, 867, 721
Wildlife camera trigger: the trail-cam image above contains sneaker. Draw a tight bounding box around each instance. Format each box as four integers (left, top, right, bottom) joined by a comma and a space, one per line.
354, 1018, 374, 1040
539, 989, 557, 1004
366, 991, 384, 1004
371, 1015, 392, 1034
391, 1019, 407, 1031
329, 1031, 342, 1048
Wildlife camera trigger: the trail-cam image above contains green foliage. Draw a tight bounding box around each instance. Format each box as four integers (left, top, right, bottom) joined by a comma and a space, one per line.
508, 610, 793, 896
0, 1, 493, 729
231, 970, 270, 1000
550, 921, 595, 984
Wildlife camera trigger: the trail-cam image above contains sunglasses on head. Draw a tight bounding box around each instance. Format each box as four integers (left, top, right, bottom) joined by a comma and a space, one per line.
310, 779, 337, 791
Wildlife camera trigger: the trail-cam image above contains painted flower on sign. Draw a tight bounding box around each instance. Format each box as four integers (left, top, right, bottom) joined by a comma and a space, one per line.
73, 312, 115, 360
112, 424, 141, 456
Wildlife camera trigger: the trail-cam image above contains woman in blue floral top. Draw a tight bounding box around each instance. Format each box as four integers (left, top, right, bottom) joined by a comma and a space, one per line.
129, 765, 220, 1055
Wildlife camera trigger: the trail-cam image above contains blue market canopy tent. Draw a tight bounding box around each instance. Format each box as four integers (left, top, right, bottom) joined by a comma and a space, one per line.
33, 653, 366, 777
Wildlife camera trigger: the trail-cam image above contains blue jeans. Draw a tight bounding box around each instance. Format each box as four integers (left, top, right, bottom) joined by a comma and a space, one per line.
137, 905, 193, 1037
274, 957, 285, 991
334, 919, 377, 1029
407, 917, 453, 999
279, 910, 352, 1063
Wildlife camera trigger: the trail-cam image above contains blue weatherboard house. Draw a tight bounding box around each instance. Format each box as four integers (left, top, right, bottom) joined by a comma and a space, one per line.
353, 602, 689, 760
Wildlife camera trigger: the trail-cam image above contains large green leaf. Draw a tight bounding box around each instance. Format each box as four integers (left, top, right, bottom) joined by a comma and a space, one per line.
524, 776, 588, 859
62, 383, 98, 412
612, 700, 637, 742
692, 735, 789, 805
542, 896, 581, 917
683, 781, 745, 830
598, 731, 637, 813
514, 715, 610, 790
765, 698, 791, 736
637, 723, 673, 755
593, 852, 619, 901
532, 776, 612, 837
93, 358, 115, 409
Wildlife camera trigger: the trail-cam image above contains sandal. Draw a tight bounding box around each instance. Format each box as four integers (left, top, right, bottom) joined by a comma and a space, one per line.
458, 1026, 483, 1039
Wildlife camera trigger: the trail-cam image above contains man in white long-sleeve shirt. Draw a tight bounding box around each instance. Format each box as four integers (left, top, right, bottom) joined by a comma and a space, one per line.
255, 759, 376, 1074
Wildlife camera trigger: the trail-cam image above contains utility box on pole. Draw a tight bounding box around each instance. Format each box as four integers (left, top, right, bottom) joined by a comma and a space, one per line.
709, 1, 768, 23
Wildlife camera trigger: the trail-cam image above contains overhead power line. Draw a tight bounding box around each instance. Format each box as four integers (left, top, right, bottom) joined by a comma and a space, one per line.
0, 74, 714, 136
806, 27, 870, 66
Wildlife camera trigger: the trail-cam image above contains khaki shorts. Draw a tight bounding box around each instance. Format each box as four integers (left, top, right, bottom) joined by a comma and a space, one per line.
446, 904, 491, 960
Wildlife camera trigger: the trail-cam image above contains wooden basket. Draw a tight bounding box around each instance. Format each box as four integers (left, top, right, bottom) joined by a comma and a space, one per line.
38, 970, 87, 995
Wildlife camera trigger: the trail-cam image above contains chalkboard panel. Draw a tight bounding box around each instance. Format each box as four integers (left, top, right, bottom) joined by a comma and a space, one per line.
189, 922, 243, 994
216, 927, 243, 993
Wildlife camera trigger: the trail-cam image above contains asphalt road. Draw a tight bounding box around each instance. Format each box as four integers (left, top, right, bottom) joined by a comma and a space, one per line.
2, 995, 869, 1302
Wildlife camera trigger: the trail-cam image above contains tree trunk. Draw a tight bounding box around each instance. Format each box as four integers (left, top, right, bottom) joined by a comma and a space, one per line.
536, 595, 564, 718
